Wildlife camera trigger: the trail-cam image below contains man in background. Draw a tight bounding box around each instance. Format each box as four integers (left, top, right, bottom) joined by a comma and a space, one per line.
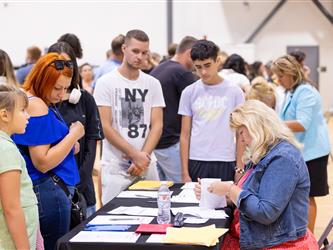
95, 34, 125, 80
16, 46, 41, 84
150, 36, 197, 182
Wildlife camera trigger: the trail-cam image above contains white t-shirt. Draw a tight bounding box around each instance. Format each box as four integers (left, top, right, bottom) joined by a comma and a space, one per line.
178, 79, 245, 161
94, 69, 165, 166
275, 85, 286, 115
219, 69, 250, 89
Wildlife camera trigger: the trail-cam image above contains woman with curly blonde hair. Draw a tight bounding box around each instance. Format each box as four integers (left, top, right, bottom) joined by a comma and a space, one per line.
195, 100, 318, 249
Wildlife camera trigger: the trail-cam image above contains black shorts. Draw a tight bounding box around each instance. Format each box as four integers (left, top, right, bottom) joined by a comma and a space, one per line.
306, 155, 329, 197
188, 160, 235, 182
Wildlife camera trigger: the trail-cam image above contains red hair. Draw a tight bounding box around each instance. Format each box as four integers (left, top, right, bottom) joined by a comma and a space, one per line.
23, 52, 73, 105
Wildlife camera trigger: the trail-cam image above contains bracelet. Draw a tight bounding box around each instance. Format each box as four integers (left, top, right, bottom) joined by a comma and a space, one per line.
235, 167, 245, 175
226, 183, 234, 197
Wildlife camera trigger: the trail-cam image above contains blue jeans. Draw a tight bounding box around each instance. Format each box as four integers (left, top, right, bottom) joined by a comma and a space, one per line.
154, 142, 182, 182
33, 177, 74, 250
86, 205, 96, 218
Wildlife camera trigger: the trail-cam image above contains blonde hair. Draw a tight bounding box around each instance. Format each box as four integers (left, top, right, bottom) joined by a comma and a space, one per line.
0, 84, 28, 113
247, 77, 276, 109
230, 100, 301, 164
272, 55, 305, 91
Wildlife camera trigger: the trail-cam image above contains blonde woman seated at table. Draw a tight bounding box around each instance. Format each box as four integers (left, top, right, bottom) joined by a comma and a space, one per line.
195, 100, 318, 250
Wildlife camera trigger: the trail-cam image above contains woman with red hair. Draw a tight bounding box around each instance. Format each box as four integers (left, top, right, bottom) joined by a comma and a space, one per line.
12, 53, 85, 250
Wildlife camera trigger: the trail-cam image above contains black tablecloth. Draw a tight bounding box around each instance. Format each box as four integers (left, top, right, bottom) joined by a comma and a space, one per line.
56, 184, 231, 250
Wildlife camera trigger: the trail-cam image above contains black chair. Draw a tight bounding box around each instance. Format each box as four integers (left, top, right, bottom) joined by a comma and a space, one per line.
318, 216, 333, 250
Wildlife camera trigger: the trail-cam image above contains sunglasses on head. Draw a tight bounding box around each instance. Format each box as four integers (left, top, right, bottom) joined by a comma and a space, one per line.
51, 60, 73, 70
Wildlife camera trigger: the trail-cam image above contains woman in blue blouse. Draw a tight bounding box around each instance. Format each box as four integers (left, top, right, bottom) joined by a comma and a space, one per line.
272, 55, 331, 233
12, 53, 85, 250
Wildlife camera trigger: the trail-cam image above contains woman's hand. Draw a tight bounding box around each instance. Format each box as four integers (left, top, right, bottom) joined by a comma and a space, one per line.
69, 121, 85, 140
208, 181, 232, 196
194, 178, 201, 200
73, 142, 80, 155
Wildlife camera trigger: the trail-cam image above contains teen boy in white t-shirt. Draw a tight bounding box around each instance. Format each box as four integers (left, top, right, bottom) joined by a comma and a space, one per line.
178, 40, 245, 183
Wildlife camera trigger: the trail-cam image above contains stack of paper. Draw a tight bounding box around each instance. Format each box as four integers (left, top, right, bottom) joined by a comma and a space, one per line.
163, 224, 228, 247
70, 231, 140, 243
171, 189, 198, 203
128, 180, 173, 190
180, 182, 197, 189
87, 215, 154, 225
171, 206, 228, 219
117, 191, 158, 199
108, 206, 158, 217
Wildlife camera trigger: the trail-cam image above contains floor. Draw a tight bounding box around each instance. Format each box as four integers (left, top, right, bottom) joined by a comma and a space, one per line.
93, 119, 333, 242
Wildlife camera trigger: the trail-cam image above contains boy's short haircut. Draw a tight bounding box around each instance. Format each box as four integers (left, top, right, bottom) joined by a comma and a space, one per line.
190, 40, 219, 61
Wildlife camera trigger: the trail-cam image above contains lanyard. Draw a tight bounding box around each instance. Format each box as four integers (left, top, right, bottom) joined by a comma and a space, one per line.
50, 105, 66, 125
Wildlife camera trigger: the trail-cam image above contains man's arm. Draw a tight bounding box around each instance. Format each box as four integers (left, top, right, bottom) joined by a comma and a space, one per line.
98, 106, 150, 168
128, 107, 163, 176
142, 107, 163, 154
180, 115, 192, 182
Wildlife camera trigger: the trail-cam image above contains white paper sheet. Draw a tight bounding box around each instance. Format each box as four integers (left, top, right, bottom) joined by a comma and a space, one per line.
87, 215, 154, 225
171, 206, 228, 219
117, 190, 158, 199
181, 182, 197, 189
70, 231, 140, 243
146, 234, 166, 243
108, 206, 158, 217
200, 178, 227, 209
171, 189, 199, 203
184, 217, 209, 224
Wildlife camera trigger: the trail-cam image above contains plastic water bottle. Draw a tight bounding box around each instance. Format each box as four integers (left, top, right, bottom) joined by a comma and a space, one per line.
157, 181, 171, 224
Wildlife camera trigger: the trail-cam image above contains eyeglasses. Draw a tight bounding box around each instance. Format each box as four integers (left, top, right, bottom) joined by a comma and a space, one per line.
51, 60, 73, 70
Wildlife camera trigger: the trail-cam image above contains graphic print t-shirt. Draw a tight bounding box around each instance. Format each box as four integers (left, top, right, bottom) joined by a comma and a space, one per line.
94, 69, 165, 166
178, 79, 244, 161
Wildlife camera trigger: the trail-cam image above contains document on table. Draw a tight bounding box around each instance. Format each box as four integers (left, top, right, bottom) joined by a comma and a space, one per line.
163, 224, 228, 247
146, 234, 166, 243
128, 180, 173, 190
70, 231, 140, 243
108, 206, 158, 217
171, 189, 199, 203
181, 182, 197, 189
87, 215, 154, 225
171, 206, 228, 219
117, 190, 158, 199
184, 217, 209, 224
